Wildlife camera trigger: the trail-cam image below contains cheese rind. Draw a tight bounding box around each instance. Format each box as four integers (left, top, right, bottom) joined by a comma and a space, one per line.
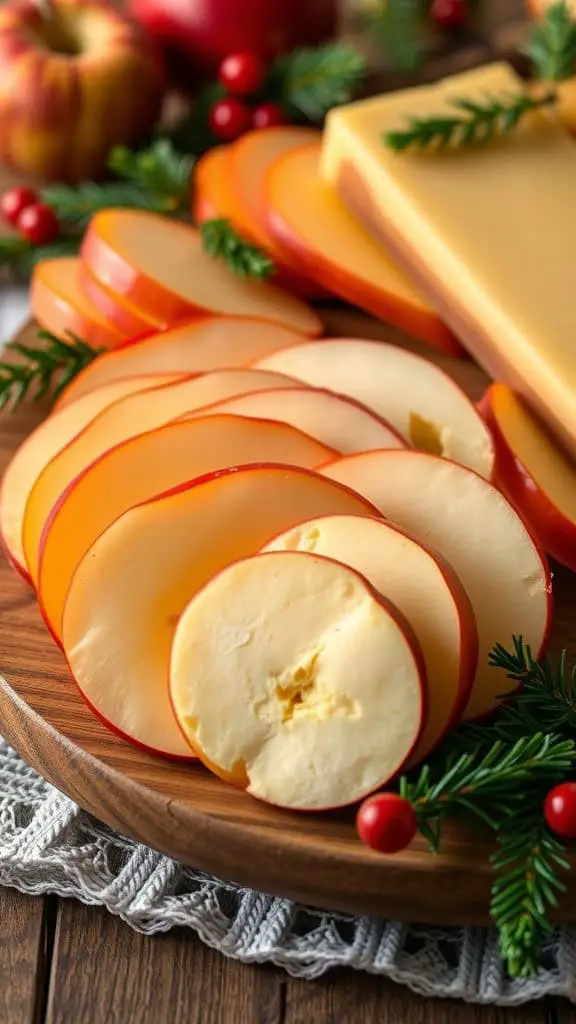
170, 551, 425, 809
322, 63, 576, 455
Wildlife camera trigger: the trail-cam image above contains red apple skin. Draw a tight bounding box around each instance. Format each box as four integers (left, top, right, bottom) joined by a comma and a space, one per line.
128, 0, 338, 80
168, 549, 428, 808
479, 386, 576, 573
0, 0, 165, 182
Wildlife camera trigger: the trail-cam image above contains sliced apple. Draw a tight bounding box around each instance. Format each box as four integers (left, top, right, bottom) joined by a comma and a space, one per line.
188, 386, 405, 454
61, 464, 379, 758
170, 551, 426, 808
31, 257, 124, 350
55, 317, 310, 409
0, 372, 180, 579
264, 143, 461, 356
23, 368, 303, 584
322, 451, 552, 721
264, 514, 477, 764
81, 209, 322, 335
78, 260, 165, 338
192, 144, 246, 228
38, 414, 336, 641
255, 338, 495, 478
480, 382, 576, 572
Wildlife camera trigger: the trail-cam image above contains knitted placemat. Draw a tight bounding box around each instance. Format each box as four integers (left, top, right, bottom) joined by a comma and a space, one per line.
2, 736, 576, 1007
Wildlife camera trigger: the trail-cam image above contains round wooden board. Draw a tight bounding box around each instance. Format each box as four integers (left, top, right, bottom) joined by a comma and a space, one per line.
1, 310, 576, 927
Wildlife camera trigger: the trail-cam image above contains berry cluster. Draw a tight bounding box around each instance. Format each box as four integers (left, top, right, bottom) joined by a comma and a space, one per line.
209, 52, 288, 141
1, 186, 60, 246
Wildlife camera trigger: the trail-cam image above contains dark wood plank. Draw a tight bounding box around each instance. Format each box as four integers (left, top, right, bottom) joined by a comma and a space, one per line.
551, 998, 576, 1021
0, 889, 49, 1024
284, 971, 550, 1024
45, 900, 283, 1024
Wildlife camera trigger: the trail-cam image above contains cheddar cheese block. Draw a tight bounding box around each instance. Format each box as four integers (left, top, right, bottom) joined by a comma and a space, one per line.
322, 62, 576, 456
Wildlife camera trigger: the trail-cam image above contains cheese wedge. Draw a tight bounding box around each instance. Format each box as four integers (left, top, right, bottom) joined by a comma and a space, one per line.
323, 62, 576, 456
170, 551, 425, 808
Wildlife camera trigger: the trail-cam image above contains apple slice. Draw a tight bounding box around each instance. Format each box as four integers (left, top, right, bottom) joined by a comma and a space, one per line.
255, 338, 495, 478
38, 414, 336, 641
322, 451, 552, 721
192, 144, 245, 228
23, 368, 303, 584
31, 257, 124, 350
81, 209, 322, 335
0, 372, 180, 579
78, 260, 164, 338
61, 464, 379, 758
170, 551, 425, 808
264, 515, 477, 764
480, 382, 576, 572
188, 386, 406, 454
54, 316, 310, 409
264, 143, 461, 357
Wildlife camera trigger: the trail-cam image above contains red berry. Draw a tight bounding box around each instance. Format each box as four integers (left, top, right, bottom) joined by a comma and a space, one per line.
252, 102, 288, 130
431, 0, 468, 30
544, 783, 576, 839
209, 98, 252, 141
219, 51, 267, 97
17, 203, 60, 246
1, 186, 38, 226
356, 793, 418, 855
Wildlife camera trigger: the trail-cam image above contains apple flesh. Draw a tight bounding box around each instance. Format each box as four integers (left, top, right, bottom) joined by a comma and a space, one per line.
192, 145, 242, 229
322, 450, 552, 721
23, 367, 303, 583
78, 261, 164, 338
128, 0, 337, 80
61, 464, 379, 758
38, 413, 336, 641
0, 0, 164, 181
255, 338, 495, 479
264, 143, 462, 356
54, 317, 310, 409
170, 551, 425, 809
81, 209, 323, 335
480, 382, 576, 573
264, 514, 478, 764
190, 386, 406, 454
31, 257, 124, 351
0, 371, 179, 578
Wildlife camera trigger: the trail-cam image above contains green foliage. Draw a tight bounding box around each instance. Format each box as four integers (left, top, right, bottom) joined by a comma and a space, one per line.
384, 92, 557, 152
0, 330, 102, 411
524, 0, 576, 83
200, 218, 275, 280
107, 139, 194, 212
271, 43, 367, 122
363, 0, 423, 74
0, 235, 80, 275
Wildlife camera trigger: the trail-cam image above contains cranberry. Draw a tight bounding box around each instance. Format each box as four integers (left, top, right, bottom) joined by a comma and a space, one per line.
431, 0, 468, 30
17, 203, 60, 246
544, 782, 576, 839
356, 793, 418, 854
219, 51, 267, 96
252, 102, 288, 130
1, 186, 38, 226
209, 98, 252, 140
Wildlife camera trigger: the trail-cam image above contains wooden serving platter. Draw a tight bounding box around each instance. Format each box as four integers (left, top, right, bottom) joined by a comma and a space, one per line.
1, 309, 576, 927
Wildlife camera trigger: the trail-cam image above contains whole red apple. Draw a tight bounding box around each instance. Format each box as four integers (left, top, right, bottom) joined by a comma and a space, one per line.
128, 0, 338, 80
0, 0, 166, 183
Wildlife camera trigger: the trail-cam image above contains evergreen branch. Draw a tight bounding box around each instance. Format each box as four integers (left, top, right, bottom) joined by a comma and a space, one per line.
491, 804, 570, 978
200, 219, 275, 281
107, 139, 194, 212
0, 330, 102, 410
363, 0, 423, 74
384, 91, 557, 152
40, 182, 160, 231
0, 235, 80, 276
271, 44, 367, 122
524, 1, 576, 83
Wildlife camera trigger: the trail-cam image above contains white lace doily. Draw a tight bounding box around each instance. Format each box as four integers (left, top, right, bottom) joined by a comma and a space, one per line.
2, 737, 576, 1006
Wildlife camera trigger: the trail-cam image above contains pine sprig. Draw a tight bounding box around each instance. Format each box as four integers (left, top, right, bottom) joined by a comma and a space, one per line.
40, 182, 159, 232
0, 330, 102, 410
0, 235, 80, 275
271, 43, 367, 122
200, 219, 275, 281
384, 91, 557, 152
491, 805, 569, 978
107, 140, 194, 212
523, 1, 576, 83
363, 0, 423, 74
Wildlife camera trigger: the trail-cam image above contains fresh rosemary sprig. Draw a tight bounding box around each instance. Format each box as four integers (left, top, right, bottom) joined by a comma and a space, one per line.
200, 219, 275, 281
0, 330, 102, 411
523, 0, 576, 83
384, 91, 557, 152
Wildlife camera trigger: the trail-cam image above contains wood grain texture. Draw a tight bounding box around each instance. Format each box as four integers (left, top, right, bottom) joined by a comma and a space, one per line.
0, 889, 48, 1024
45, 901, 283, 1024
0, 312, 576, 930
